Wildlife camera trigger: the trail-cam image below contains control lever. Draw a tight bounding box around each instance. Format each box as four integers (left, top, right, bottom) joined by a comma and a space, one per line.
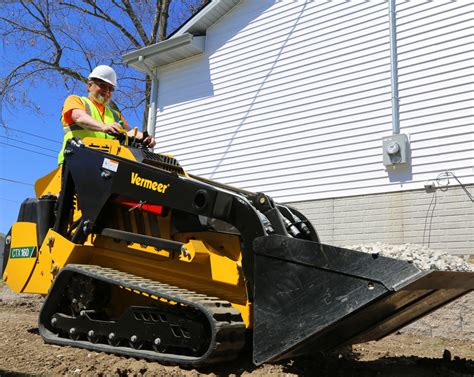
130, 127, 139, 148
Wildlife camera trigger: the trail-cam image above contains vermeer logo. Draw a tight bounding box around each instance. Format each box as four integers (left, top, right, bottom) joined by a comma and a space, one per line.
131, 172, 170, 193
10, 246, 36, 259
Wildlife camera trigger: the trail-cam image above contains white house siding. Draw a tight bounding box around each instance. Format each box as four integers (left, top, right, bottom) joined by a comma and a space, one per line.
396, 0, 474, 190
156, 0, 395, 202
153, 0, 474, 253
156, 0, 473, 203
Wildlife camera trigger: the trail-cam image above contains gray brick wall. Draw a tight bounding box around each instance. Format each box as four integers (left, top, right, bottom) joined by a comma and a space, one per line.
291, 185, 474, 255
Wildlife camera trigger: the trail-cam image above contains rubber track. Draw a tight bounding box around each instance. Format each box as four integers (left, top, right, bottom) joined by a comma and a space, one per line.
39, 264, 246, 366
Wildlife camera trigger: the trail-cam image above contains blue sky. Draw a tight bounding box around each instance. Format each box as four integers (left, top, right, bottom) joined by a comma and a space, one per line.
0, 80, 145, 234
0, 1, 197, 235
0, 81, 66, 234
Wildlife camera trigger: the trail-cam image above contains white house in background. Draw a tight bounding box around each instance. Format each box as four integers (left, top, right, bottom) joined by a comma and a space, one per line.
124, 0, 474, 255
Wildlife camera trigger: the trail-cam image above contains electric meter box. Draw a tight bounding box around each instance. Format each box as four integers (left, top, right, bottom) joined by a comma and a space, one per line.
382, 133, 410, 167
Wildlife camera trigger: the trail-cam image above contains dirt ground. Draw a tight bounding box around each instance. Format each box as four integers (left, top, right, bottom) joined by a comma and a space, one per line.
0, 283, 473, 377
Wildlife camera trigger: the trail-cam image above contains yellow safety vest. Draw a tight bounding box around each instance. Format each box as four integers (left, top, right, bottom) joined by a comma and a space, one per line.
58, 96, 121, 165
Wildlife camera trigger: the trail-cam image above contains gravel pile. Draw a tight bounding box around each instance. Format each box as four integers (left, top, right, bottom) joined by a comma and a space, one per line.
344, 243, 474, 272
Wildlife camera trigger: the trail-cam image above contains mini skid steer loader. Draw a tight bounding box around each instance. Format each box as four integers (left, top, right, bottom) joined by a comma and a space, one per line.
3, 135, 474, 366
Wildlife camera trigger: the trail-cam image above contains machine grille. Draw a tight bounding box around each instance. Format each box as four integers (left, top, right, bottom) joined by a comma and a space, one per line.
142, 150, 185, 175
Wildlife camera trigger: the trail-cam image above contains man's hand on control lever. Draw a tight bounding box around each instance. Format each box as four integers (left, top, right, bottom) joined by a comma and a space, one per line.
126, 128, 157, 148
139, 132, 156, 148
103, 122, 123, 134
103, 122, 156, 148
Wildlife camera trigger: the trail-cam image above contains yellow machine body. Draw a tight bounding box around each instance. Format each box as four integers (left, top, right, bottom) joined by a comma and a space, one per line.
4, 137, 252, 326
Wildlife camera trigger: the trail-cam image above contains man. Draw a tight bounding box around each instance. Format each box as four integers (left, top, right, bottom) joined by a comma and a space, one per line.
58, 65, 156, 164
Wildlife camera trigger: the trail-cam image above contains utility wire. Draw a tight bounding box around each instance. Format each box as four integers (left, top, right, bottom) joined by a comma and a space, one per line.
0, 135, 58, 153
436, 170, 474, 202
1, 126, 61, 144
0, 177, 34, 186
423, 190, 437, 247
0, 197, 21, 204
0, 141, 56, 159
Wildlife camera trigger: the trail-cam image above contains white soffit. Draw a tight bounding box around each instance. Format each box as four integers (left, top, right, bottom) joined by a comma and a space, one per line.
123, 0, 240, 72
123, 33, 206, 73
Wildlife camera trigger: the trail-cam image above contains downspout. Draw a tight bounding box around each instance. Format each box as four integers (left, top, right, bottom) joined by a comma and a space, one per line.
138, 56, 159, 140
148, 77, 159, 138
388, 0, 400, 135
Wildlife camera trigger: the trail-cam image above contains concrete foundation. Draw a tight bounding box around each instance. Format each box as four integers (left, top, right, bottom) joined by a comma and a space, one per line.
293, 185, 474, 256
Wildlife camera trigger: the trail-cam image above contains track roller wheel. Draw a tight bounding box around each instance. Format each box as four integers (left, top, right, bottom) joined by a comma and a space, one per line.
87, 330, 100, 343
152, 337, 167, 353
107, 332, 120, 347
129, 335, 144, 350
69, 327, 81, 341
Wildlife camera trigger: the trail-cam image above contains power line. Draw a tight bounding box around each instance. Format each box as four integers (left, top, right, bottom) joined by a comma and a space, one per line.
0, 197, 21, 204
0, 177, 34, 186
0, 141, 56, 159
0, 135, 58, 153
1, 126, 61, 144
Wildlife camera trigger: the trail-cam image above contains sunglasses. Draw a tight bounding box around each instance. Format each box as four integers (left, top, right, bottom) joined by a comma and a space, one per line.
93, 80, 115, 92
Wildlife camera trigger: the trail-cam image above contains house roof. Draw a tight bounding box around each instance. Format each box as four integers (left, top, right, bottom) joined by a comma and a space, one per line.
171, 0, 241, 37
123, 0, 240, 73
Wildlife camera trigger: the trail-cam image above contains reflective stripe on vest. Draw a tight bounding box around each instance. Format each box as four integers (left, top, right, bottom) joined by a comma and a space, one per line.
62, 98, 121, 134
58, 96, 121, 165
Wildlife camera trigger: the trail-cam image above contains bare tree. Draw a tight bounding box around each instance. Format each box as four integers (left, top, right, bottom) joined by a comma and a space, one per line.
169, 0, 209, 26
0, 0, 203, 129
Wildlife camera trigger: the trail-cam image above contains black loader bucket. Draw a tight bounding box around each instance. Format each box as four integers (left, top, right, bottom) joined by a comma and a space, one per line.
252, 235, 474, 365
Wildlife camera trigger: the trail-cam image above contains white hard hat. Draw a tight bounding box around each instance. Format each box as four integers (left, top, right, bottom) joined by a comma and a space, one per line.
88, 65, 117, 87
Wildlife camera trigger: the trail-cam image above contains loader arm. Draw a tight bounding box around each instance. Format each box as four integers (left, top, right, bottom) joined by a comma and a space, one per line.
56, 140, 269, 297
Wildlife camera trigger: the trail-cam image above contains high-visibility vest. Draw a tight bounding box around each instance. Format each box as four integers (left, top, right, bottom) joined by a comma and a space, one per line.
58, 96, 121, 165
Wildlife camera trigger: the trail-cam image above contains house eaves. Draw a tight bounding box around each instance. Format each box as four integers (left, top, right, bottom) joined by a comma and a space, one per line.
122, 0, 240, 73
123, 33, 205, 73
